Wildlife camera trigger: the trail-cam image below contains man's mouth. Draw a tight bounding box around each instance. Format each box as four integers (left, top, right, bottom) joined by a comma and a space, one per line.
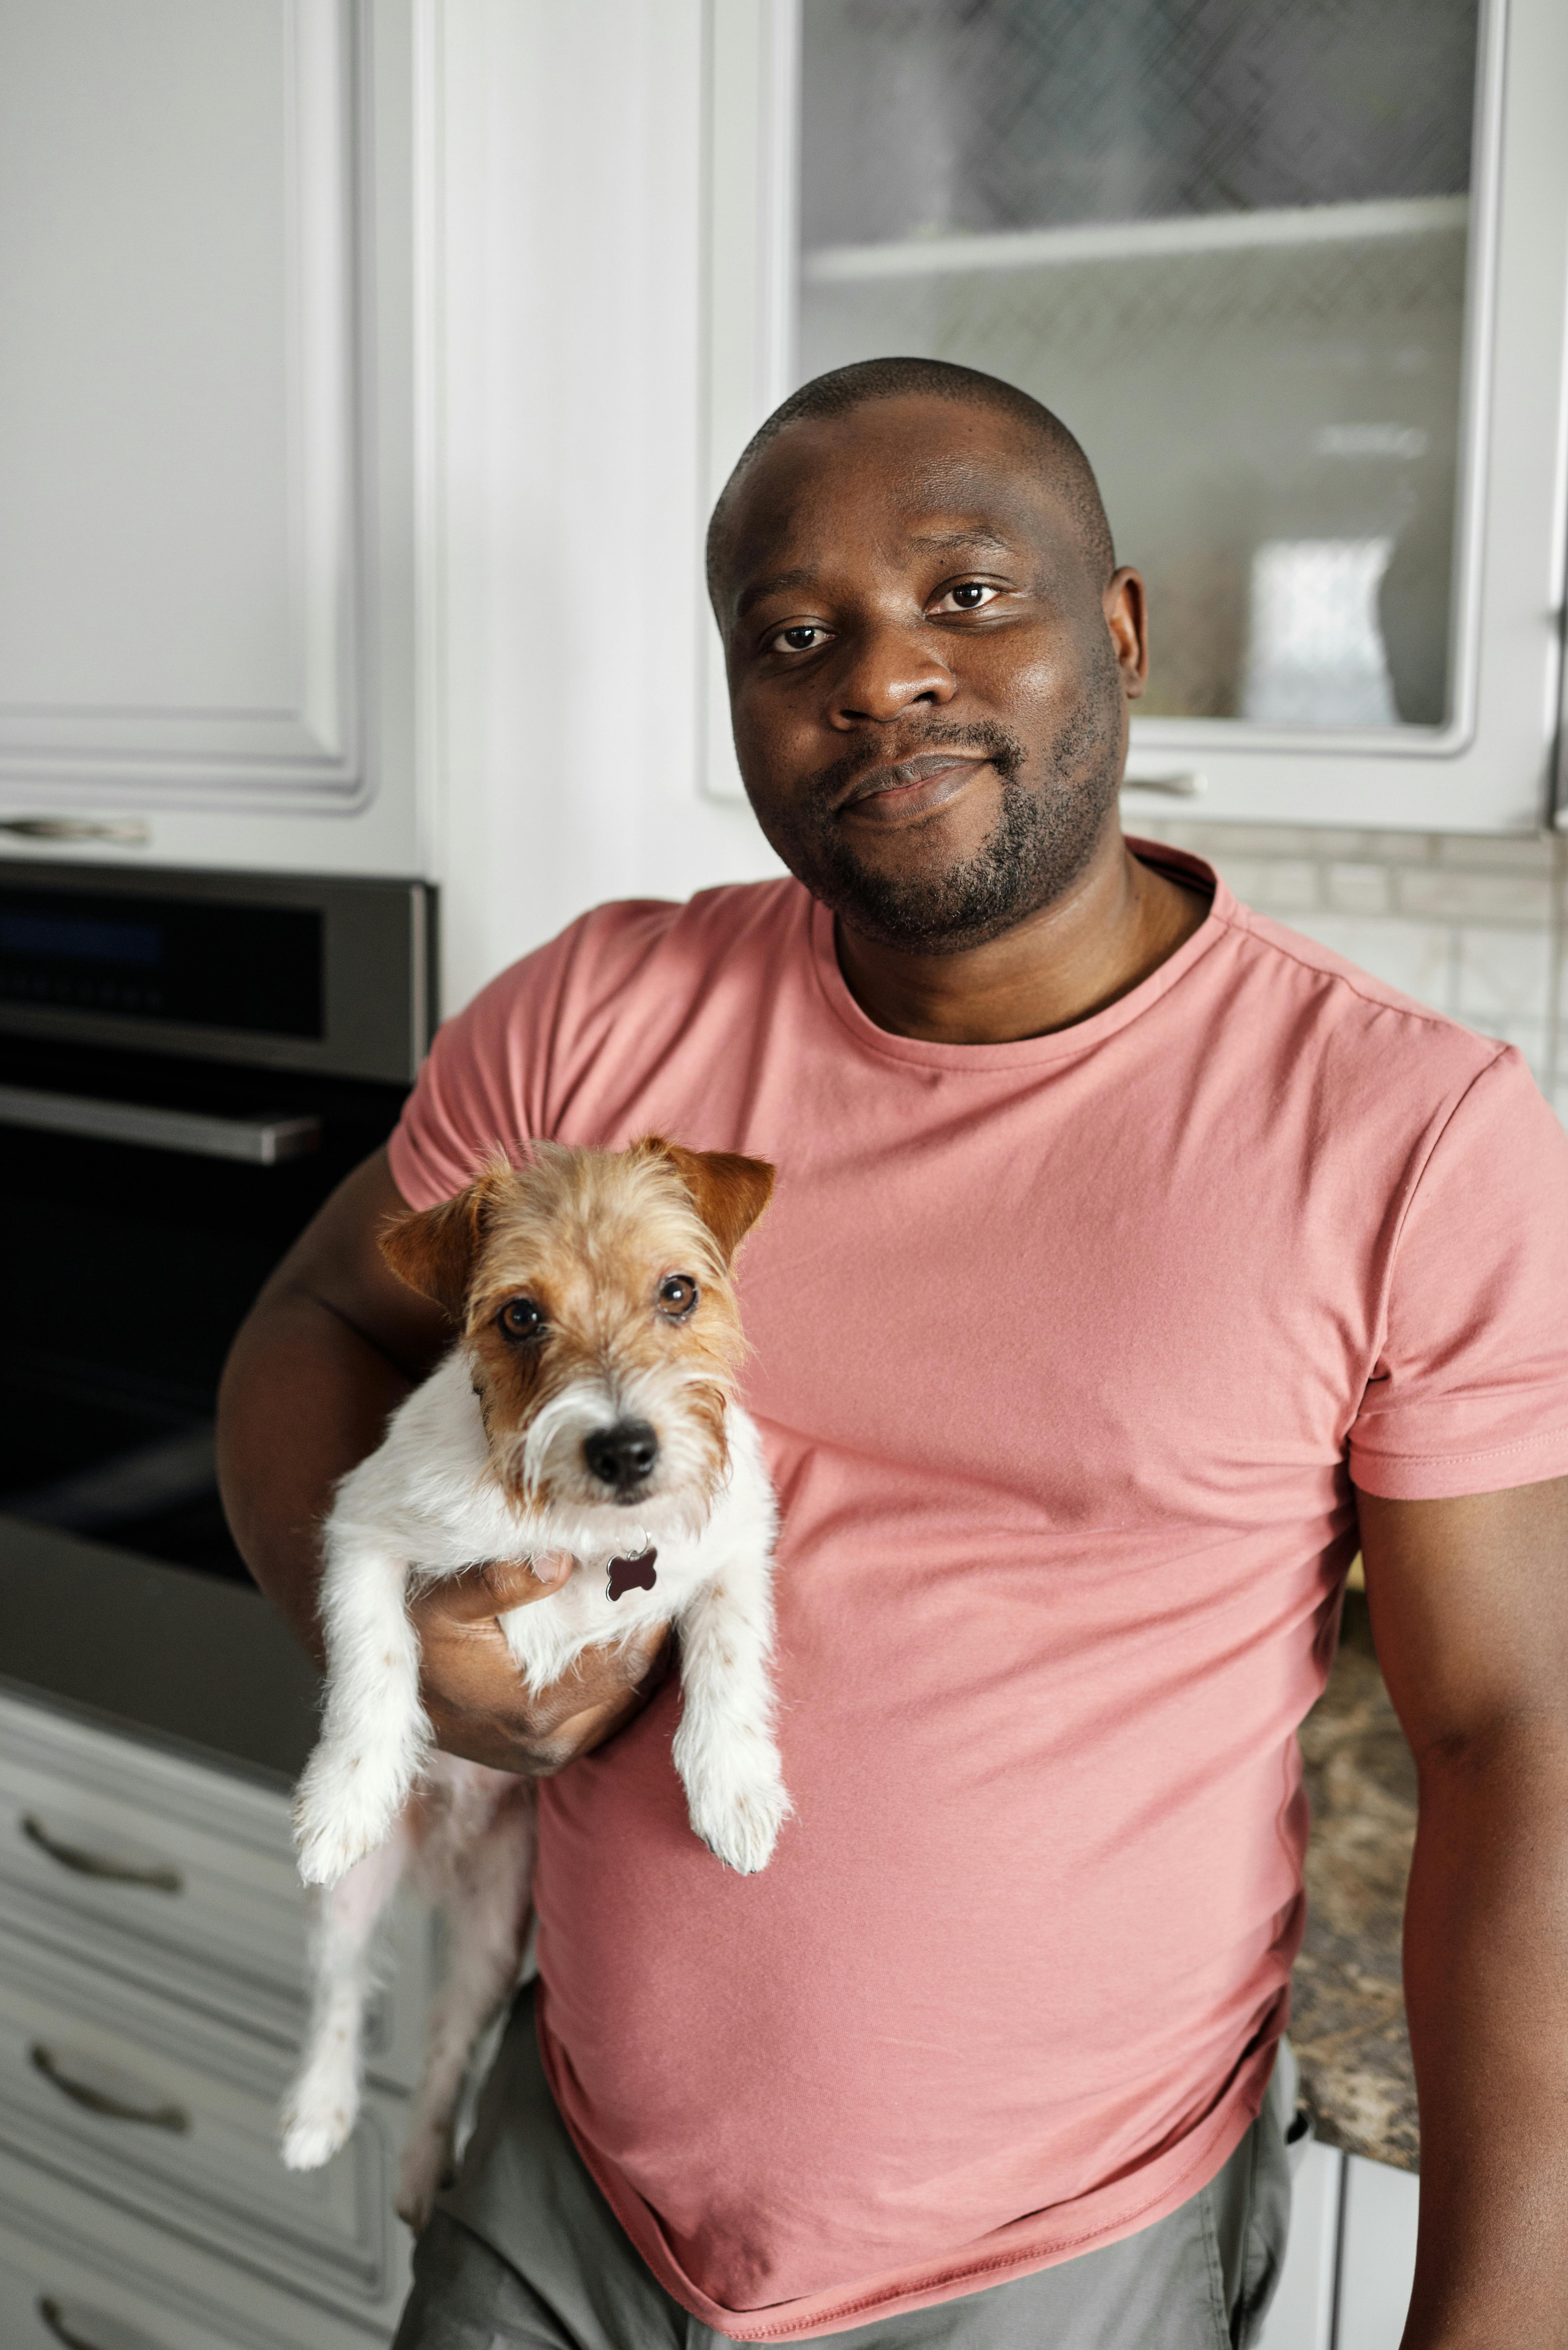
837, 751, 993, 824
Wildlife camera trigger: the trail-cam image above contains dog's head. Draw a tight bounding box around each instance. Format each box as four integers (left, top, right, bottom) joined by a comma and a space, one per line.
379, 1137, 773, 1529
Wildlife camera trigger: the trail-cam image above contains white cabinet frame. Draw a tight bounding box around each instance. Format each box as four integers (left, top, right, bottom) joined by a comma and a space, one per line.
701, 0, 1568, 834
0, 0, 424, 878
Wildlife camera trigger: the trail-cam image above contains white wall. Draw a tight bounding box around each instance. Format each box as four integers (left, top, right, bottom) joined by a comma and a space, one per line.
425, 0, 782, 1018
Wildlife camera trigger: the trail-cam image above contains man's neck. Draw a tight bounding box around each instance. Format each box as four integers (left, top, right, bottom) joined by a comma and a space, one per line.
833, 833, 1211, 1046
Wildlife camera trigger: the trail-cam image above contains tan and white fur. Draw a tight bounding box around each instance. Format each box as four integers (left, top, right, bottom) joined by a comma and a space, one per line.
279, 1138, 784, 2225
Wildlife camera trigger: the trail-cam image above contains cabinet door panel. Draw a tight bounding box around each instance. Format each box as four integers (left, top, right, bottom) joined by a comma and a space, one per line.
0, 0, 363, 801
0, 2167, 400, 2348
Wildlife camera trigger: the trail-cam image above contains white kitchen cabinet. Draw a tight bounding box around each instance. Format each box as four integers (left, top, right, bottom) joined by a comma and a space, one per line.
1255, 2142, 1420, 2350
0, 0, 424, 881
1335, 2154, 1421, 2350
0, 1688, 428, 2348
703, 0, 1568, 836
1257, 2139, 1342, 2350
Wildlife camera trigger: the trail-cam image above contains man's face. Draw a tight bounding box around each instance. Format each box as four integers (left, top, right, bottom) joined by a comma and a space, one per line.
716, 396, 1146, 954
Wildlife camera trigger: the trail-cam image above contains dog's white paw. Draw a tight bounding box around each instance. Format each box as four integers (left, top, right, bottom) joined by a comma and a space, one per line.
686, 1767, 790, 1875
293, 1762, 400, 1888
293, 1811, 380, 1890
280, 2082, 357, 2171
395, 2125, 454, 2232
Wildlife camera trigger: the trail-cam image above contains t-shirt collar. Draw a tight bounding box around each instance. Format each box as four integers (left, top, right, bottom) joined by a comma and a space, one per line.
808, 838, 1231, 1071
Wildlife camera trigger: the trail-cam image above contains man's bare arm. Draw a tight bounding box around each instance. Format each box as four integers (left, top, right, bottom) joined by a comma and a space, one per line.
1359, 1475, 1568, 2349
216, 1145, 668, 1775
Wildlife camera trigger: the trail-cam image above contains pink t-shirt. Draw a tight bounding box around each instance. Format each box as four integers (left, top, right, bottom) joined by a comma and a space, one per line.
389, 847, 1568, 2340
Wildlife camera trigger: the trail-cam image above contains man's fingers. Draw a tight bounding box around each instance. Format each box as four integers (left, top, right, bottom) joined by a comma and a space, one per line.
415, 1551, 574, 1625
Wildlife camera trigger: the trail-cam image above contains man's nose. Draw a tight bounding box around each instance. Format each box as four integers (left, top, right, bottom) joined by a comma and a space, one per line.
829, 622, 956, 728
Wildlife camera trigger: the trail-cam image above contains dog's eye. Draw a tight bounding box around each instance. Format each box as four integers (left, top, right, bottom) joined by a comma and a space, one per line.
497, 1296, 546, 1343
656, 1275, 698, 1320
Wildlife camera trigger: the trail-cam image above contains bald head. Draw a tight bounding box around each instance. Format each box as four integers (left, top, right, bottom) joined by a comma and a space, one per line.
707, 358, 1114, 612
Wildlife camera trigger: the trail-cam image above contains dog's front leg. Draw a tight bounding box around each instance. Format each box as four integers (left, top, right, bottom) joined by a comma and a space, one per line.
293, 1530, 430, 1887
671, 1553, 790, 1875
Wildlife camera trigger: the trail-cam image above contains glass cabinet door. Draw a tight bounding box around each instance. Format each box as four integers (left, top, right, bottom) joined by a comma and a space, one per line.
799, 0, 1477, 737
703, 0, 1568, 829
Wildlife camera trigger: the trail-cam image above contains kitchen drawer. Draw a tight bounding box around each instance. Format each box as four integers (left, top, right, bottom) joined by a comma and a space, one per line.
0, 1921, 409, 2319
0, 2147, 404, 2349
0, 1694, 305, 2025
0, 1692, 432, 2089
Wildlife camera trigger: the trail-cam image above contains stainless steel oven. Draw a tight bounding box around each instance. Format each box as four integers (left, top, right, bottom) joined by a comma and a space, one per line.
0, 862, 434, 1591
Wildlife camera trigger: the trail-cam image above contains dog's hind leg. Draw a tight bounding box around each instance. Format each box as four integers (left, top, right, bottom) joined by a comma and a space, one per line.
280, 1823, 407, 2170
396, 1779, 537, 2232
671, 1543, 790, 1875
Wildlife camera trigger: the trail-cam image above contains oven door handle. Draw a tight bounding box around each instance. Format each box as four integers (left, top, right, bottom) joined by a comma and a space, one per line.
0, 1083, 320, 1164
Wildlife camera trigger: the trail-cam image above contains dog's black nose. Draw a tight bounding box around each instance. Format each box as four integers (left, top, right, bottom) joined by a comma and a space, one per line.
584, 1420, 659, 1491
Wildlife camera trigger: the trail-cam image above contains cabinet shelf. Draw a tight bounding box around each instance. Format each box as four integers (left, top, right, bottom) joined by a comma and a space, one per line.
802, 194, 1470, 285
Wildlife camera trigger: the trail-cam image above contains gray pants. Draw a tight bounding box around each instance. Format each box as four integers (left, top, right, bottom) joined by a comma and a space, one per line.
393, 1987, 1296, 2349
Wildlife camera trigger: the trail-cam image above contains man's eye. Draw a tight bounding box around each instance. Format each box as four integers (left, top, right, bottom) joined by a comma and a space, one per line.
933, 582, 1000, 613
656, 1275, 699, 1319
768, 623, 830, 656
498, 1297, 546, 1342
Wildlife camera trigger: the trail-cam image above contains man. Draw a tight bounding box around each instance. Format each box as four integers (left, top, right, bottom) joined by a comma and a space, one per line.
219, 358, 1568, 2348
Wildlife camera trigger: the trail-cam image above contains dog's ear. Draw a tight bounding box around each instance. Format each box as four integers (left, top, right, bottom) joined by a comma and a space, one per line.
640, 1138, 775, 1264
378, 1156, 514, 1321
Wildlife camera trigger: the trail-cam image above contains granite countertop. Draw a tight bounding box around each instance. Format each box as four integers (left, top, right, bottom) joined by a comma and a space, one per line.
1292, 1587, 1419, 2171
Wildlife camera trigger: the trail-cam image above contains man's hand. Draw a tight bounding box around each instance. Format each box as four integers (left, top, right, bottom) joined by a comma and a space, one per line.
1359, 1475, 1568, 2349
413, 1552, 670, 1775
217, 1146, 669, 1780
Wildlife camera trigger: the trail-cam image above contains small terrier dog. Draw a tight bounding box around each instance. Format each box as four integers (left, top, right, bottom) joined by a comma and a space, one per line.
279, 1137, 785, 2225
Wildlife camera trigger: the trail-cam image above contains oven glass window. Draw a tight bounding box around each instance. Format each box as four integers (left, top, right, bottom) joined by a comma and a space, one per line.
0, 887, 324, 1036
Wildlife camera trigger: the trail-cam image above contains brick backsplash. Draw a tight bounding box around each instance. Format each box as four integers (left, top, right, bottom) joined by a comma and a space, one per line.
1132, 821, 1567, 1121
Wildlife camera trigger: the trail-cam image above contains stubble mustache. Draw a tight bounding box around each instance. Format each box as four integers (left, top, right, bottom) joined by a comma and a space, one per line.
809, 720, 1030, 814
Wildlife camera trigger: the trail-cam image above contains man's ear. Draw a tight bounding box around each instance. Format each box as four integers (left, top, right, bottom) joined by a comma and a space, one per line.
378, 1157, 513, 1321
641, 1137, 775, 1264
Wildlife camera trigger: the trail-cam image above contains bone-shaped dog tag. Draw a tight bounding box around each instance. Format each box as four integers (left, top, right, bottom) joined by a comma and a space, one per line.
607, 1548, 658, 1603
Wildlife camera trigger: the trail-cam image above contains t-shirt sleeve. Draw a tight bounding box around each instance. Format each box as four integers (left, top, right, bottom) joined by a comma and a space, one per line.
385, 927, 586, 1209
385, 899, 684, 1208
1349, 1045, 1568, 1499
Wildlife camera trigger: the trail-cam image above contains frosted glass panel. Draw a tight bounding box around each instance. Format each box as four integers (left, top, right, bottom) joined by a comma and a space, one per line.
798, 0, 1481, 730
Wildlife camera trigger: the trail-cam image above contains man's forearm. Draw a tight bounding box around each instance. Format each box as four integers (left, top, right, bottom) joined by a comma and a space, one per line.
1400, 1731, 1568, 2346
216, 1287, 411, 1662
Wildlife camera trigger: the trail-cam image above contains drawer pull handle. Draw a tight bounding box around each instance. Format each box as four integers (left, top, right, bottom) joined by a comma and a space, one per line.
21, 1815, 183, 1894
30, 2043, 190, 2133
38, 2295, 168, 2350
0, 816, 151, 844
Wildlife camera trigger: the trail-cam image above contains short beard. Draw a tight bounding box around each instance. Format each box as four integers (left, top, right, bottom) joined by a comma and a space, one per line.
755, 645, 1126, 957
